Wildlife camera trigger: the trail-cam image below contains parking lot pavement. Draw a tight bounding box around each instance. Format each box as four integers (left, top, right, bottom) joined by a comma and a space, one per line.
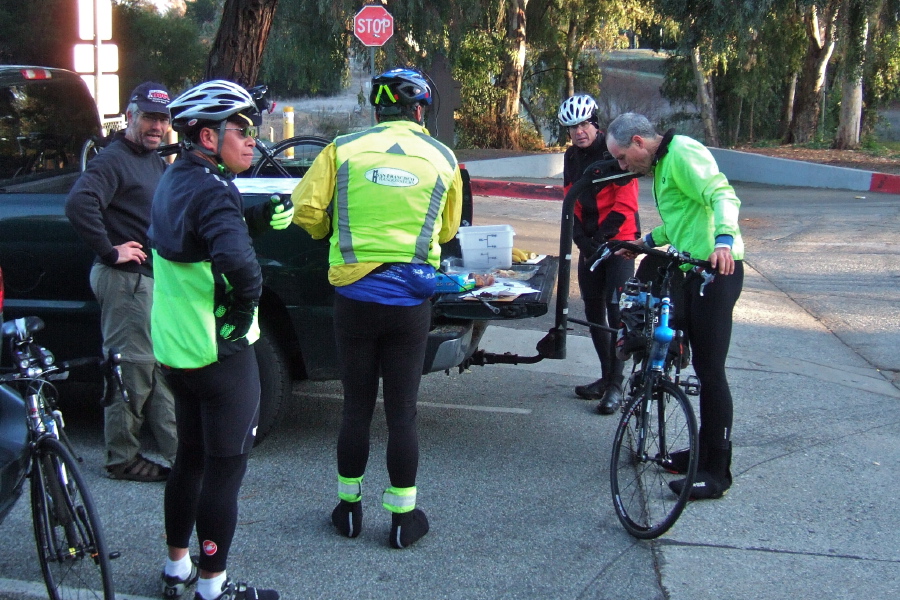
3, 257, 898, 600
0, 345, 664, 599
3, 183, 899, 599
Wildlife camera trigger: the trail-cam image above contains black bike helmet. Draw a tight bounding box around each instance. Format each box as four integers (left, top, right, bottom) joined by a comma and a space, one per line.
369, 68, 432, 116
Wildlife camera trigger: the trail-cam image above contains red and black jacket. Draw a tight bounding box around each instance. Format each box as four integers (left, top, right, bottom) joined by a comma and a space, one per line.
563, 133, 640, 255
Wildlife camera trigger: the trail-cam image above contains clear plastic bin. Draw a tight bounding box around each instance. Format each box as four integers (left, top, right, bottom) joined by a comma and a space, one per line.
456, 225, 515, 269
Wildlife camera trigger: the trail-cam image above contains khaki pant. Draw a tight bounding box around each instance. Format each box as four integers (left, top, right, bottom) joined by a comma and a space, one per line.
90, 264, 177, 467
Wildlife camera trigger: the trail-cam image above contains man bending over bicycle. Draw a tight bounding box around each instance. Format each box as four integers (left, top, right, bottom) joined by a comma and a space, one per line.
605, 112, 744, 500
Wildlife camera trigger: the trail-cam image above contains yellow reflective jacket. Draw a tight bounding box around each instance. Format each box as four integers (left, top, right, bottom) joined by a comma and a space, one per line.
291, 120, 462, 287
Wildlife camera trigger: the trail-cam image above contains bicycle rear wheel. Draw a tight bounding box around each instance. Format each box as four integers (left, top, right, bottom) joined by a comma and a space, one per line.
251, 135, 329, 178
610, 377, 698, 539
30, 436, 115, 600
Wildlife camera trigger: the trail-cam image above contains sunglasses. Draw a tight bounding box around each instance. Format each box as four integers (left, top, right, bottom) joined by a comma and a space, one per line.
223, 126, 258, 139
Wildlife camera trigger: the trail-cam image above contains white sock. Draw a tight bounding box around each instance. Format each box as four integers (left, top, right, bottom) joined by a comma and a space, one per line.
164, 554, 192, 579
197, 572, 228, 600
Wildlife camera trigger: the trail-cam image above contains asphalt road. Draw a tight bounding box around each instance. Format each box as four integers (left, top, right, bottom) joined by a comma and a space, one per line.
1, 182, 898, 599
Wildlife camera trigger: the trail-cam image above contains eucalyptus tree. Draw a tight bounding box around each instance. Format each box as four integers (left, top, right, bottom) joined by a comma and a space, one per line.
206, 0, 280, 85
833, 0, 873, 148
524, 0, 654, 145
832, 0, 900, 148
783, 0, 841, 143
863, 0, 900, 117
651, 0, 776, 146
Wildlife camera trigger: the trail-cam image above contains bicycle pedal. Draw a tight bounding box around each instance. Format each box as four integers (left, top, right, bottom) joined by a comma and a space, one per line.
680, 375, 701, 396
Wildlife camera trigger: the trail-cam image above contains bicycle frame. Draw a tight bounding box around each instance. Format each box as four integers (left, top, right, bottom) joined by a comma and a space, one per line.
1, 316, 119, 598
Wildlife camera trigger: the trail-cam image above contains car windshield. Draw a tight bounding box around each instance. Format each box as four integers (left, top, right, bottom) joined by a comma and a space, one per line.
0, 75, 99, 186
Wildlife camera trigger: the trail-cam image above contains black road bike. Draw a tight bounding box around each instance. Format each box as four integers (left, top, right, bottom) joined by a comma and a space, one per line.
591, 240, 715, 538
1, 316, 127, 599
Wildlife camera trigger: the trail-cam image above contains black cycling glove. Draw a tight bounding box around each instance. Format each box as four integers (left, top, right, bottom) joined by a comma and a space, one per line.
267, 194, 294, 230
215, 298, 258, 341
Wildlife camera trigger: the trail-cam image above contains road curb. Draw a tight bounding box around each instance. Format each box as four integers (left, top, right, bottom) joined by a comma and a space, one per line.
469, 178, 563, 201
463, 149, 900, 198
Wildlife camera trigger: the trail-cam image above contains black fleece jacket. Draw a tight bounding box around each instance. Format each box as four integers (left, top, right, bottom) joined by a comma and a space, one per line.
65, 132, 166, 277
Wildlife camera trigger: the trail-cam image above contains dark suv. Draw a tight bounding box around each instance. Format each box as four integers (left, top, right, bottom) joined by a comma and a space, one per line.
0, 66, 559, 444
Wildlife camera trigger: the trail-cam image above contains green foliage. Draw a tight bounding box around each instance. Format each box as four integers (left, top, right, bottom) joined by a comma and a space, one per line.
453, 30, 507, 148
114, 1, 208, 97
866, 15, 900, 107
0, 0, 78, 68
658, 4, 814, 145
186, 0, 223, 26
258, 0, 348, 98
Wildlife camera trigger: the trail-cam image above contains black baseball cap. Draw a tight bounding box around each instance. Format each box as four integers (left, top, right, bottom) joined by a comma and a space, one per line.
129, 82, 171, 115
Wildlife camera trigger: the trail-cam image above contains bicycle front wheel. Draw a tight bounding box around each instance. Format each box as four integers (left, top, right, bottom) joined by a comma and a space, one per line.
610, 378, 698, 539
30, 436, 115, 600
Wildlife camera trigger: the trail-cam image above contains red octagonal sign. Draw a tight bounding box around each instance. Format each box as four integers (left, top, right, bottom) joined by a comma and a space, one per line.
354, 5, 394, 47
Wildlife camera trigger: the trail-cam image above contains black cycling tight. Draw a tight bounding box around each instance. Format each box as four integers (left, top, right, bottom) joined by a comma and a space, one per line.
683, 261, 744, 449
578, 251, 634, 386
165, 450, 249, 573
333, 294, 431, 489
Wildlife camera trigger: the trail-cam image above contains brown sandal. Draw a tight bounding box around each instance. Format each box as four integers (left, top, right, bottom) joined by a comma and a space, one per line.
107, 454, 171, 482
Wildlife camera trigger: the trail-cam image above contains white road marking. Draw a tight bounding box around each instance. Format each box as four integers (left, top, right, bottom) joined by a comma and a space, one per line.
307, 392, 531, 414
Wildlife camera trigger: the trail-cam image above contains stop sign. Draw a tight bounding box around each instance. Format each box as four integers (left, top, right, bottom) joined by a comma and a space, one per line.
353, 5, 394, 47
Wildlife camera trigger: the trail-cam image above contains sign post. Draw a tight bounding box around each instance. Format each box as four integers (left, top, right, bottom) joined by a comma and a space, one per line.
353, 5, 394, 125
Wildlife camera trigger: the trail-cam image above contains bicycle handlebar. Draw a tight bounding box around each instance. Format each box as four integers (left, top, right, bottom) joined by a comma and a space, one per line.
600, 240, 713, 271
588, 240, 716, 296
1, 316, 129, 404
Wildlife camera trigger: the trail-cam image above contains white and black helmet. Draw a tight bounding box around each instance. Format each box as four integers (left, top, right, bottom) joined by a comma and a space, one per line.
169, 80, 259, 133
558, 94, 598, 127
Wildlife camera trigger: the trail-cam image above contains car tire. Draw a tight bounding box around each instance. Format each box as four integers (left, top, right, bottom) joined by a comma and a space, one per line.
254, 329, 291, 446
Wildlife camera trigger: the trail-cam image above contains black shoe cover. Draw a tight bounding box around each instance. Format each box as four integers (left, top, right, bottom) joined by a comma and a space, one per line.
332, 500, 362, 538
668, 471, 729, 500
389, 508, 429, 549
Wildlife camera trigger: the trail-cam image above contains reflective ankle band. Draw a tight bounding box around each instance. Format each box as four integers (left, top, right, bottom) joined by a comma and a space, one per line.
338, 474, 363, 502
382, 486, 416, 513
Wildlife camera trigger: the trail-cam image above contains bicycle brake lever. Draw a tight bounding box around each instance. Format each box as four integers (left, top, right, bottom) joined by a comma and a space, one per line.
698, 271, 715, 296
589, 247, 611, 272
101, 348, 130, 407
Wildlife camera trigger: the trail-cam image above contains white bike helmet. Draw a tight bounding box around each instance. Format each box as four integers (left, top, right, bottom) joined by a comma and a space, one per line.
558, 94, 598, 127
169, 80, 259, 133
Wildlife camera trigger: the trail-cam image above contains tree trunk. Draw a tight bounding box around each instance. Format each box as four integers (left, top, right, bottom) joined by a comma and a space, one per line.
833, 10, 868, 149
784, 3, 839, 144
205, 0, 279, 87
564, 17, 577, 99
520, 96, 544, 144
731, 96, 743, 146
690, 46, 719, 147
779, 72, 798, 139
497, 0, 528, 149
833, 70, 864, 149
556, 17, 577, 147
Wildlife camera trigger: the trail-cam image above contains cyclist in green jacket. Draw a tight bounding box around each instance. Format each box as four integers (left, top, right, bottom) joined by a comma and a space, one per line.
606, 112, 744, 500
150, 80, 292, 600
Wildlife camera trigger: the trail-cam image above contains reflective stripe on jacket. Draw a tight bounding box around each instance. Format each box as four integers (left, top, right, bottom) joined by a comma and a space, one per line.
330, 121, 458, 269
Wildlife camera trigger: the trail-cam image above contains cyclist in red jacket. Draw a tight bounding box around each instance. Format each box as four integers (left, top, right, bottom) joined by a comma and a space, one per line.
559, 95, 641, 415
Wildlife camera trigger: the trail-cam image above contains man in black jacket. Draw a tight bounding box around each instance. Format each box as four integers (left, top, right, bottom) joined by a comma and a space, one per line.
65, 82, 176, 482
